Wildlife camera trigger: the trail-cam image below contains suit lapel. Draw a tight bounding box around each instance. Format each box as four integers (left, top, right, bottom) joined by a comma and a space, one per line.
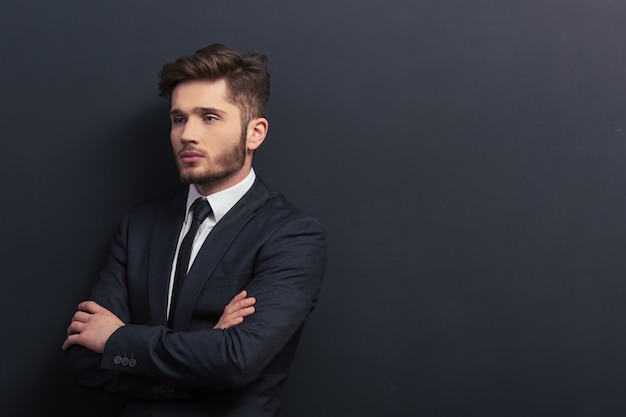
171, 179, 270, 330
147, 195, 186, 326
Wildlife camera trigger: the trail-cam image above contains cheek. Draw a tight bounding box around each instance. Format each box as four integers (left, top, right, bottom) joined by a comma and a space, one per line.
170, 130, 180, 147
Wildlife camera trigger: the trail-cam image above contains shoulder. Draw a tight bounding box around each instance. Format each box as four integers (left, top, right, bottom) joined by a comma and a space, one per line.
251, 191, 325, 248
249, 176, 318, 219
264, 192, 320, 223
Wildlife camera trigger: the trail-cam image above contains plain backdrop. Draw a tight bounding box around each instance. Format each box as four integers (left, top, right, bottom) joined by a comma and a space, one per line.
2, 1, 626, 416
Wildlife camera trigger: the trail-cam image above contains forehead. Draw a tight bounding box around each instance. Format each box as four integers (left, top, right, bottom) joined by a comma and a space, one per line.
170, 79, 237, 113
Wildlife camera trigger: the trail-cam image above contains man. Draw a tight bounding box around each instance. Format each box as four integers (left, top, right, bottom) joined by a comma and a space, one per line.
63, 43, 326, 417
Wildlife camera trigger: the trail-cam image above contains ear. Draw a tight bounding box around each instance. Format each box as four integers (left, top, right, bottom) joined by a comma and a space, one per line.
246, 118, 268, 151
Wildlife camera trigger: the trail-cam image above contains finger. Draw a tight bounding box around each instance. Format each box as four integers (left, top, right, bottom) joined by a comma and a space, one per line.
223, 294, 243, 314
237, 296, 256, 307
223, 296, 256, 314
213, 304, 256, 330
62, 334, 79, 351
78, 300, 103, 314
66, 320, 86, 336
222, 306, 256, 322
232, 297, 256, 313
240, 305, 255, 317
71, 311, 91, 323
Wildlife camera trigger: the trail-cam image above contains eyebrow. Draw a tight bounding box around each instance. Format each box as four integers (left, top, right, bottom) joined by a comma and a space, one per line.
169, 107, 227, 116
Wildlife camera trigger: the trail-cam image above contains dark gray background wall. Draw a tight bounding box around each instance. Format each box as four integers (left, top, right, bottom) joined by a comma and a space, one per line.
2, 1, 626, 416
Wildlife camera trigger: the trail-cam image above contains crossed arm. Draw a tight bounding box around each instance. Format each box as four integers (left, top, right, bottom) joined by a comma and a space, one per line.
63, 204, 325, 396
62, 290, 256, 353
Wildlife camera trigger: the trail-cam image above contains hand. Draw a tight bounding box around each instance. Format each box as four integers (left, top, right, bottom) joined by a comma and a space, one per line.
62, 301, 125, 353
214, 290, 256, 330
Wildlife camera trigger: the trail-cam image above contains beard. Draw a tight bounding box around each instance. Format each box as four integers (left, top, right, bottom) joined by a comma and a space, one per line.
175, 130, 247, 185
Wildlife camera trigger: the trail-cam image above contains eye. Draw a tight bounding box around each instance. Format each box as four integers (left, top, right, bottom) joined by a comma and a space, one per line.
203, 115, 218, 123
172, 115, 185, 125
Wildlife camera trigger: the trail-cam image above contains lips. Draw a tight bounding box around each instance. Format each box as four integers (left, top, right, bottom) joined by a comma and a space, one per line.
179, 150, 204, 164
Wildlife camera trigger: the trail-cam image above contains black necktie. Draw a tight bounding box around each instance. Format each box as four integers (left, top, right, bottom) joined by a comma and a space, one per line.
168, 198, 212, 327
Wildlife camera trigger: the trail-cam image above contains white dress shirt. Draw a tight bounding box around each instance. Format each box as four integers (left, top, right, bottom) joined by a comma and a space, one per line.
166, 169, 256, 316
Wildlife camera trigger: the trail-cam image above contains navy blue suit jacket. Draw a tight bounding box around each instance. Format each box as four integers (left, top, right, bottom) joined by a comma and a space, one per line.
66, 177, 326, 417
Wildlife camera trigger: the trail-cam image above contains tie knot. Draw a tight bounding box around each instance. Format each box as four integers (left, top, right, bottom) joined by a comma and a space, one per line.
190, 198, 212, 223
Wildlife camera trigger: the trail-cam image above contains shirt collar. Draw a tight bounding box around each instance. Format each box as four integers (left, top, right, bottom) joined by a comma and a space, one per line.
185, 168, 256, 224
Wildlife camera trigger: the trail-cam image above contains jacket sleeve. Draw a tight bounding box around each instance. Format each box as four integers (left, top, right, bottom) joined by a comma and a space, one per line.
65, 212, 193, 399
101, 213, 326, 389
68, 208, 326, 391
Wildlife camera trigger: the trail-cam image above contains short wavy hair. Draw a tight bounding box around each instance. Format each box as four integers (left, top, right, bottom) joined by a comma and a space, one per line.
158, 43, 270, 124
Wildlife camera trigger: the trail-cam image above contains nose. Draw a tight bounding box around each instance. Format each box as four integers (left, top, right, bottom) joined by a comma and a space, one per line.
179, 119, 200, 143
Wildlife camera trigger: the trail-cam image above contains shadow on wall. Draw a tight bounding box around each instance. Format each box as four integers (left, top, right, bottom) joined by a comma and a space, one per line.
100, 100, 184, 205
4, 102, 185, 417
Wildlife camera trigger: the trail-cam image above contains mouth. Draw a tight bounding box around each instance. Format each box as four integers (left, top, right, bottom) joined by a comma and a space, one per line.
178, 149, 205, 164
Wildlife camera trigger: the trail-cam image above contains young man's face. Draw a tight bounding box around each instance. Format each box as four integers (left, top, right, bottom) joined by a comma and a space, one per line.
169, 79, 250, 195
